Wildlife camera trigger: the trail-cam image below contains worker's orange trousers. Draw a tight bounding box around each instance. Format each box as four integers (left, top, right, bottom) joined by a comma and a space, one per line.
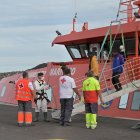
17, 101, 32, 125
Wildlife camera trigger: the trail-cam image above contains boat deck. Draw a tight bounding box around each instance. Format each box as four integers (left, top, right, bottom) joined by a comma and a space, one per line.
0, 104, 140, 140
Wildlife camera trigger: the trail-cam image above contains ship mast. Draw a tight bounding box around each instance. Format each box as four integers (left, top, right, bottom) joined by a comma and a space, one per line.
72, 13, 77, 33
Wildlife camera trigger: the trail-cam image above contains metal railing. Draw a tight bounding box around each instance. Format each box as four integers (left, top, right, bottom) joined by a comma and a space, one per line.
99, 57, 140, 95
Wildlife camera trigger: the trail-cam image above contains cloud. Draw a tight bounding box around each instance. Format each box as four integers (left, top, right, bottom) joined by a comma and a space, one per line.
0, 0, 121, 72
0, 24, 73, 72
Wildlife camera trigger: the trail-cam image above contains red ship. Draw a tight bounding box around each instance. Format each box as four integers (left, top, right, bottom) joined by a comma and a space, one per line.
0, 0, 140, 120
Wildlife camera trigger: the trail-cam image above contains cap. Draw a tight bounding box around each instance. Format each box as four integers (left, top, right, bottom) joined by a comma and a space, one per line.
38, 72, 44, 77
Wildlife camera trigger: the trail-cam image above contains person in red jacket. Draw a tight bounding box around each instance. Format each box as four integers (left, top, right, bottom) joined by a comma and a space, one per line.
16, 71, 36, 127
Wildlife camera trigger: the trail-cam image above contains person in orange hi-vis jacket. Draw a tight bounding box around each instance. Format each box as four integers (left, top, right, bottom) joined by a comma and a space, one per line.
16, 71, 36, 127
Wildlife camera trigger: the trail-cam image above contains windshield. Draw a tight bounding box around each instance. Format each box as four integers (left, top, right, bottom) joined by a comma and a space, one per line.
66, 44, 89, 59
69, 47, 82, 58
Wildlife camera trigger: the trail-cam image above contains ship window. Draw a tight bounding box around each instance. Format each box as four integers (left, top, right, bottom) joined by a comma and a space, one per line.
69, 47, 82, 58
110, 40, 121, 55
125, 38, 135, 55
131, 91, 140, 111
108, 38, 136, 56
79, 44, 89, 58
0, 86, 6, 97
101, 43, 109, 61
119, 93, 129, 109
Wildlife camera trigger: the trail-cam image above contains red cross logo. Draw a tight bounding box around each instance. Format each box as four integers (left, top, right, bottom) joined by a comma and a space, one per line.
18, 83, 24, 89
61, 78, 66, 84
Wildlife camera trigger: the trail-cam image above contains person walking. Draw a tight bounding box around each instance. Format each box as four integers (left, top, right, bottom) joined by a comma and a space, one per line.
112, 50, 124, 91
59, 68, 81, 126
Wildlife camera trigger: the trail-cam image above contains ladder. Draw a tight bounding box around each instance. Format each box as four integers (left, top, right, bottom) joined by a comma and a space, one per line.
117, 0, 138, 22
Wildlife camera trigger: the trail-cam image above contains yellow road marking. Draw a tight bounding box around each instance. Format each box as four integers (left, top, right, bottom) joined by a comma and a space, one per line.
40, 139, 65, 140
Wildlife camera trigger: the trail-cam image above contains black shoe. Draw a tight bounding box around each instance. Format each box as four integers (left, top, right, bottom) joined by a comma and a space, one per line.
119, 87, 123, 90
116, 88, 121, 92
44, 120, 50, 122
116, 87, 123, 92
60, 121, 64, 126
18, 123, 24, 127
131, 123, 140, 129
25, 123, 35, 127
33, 112, 39, 122
33, 119, 39, 122
64, 122, 71, 127
25, 124, 31, 127
43, 112, 50, 122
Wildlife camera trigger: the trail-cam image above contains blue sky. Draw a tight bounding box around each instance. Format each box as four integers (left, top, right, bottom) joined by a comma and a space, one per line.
0, 0, 119, 72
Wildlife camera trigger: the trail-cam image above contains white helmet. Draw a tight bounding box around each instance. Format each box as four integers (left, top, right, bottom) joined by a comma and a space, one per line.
120, 45, 125, 52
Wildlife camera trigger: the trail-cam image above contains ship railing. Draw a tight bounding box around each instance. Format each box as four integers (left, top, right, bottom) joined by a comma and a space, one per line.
120, 0, 137, 5
119, 0, 138, 22
75, 58, 140, 95
100, 57, 140, 96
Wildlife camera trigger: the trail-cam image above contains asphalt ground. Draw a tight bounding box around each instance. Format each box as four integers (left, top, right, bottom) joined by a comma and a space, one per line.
0, 104, 140, 140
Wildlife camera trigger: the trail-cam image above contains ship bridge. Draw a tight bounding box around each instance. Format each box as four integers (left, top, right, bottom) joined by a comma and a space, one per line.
53, 21, 140, 62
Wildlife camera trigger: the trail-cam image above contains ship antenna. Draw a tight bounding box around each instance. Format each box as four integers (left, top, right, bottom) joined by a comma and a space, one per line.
74, 12, 77, 19
72, 13, 77, 33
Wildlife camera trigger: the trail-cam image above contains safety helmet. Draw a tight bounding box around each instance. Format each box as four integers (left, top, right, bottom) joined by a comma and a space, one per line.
120, 45, 125, 52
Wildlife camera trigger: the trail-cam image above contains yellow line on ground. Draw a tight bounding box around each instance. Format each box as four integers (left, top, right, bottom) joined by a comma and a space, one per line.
40, 139, 65, 140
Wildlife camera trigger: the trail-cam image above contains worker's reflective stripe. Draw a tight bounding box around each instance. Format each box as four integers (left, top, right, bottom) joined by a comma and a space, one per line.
17, 90, 31, 94
16, 94, 32, 98
16, 90, 32, 101
25, 112, 32, 124
18, 111, 24, 123
16, 94, 32, 101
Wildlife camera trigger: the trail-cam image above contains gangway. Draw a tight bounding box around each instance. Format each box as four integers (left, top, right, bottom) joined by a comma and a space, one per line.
99, 57, 140, 103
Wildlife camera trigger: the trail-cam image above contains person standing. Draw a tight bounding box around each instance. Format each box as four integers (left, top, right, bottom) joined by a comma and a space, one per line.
59, 68, 81, 126
82, 71, 103, 129
15, 71, 36, 127
112, 50, 124, 91
60, 62, 68, 74
88, 51, 99, 80
34, 72, 50, 122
